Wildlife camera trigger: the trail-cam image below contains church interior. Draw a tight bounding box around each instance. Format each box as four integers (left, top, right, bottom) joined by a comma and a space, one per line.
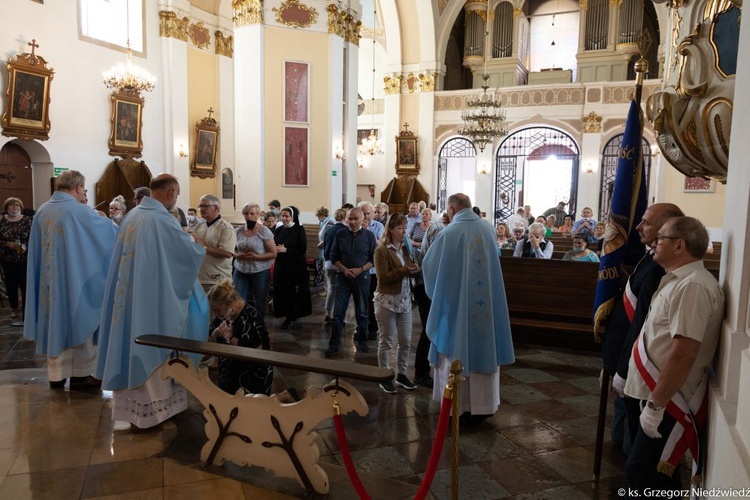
1, 0, 749, 497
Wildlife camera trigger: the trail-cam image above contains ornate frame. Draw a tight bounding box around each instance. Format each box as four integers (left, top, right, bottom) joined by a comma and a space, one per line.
395, 127, 419, 174
283, 126, 309, 186
192, 114, 220, 179
1, 41, 54, 141
109, 92, 144, 158
683, 176, 716, 193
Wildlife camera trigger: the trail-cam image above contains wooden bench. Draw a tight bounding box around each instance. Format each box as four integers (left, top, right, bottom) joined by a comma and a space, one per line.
500, 257, 600, 351
302, 224, 324, 287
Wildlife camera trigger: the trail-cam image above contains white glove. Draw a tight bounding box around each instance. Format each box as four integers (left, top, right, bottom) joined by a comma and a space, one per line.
612, 373, 626, 397
640, 404, 665, 439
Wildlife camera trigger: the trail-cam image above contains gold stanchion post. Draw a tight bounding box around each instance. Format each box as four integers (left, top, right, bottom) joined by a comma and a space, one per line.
449, 359, 463, 500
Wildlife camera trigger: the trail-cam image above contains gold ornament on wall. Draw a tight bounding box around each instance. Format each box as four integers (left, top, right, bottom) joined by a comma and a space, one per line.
215, 31, 234, 58
159, 11, 189, 41
273, 0, 318, 29
383, 75, 402, 95
418, 73, 437, 92
582, 112, 603, 133
232, 0, 263, 26
189, 22, 210, 49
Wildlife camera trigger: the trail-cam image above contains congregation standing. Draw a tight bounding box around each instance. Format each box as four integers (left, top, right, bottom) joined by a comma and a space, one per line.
12, 173, 725, 497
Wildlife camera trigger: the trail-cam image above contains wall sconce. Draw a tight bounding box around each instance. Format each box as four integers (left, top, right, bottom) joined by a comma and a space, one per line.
478, 163, 489, 175
358, 159, 364, 169
178, 144, 187, 158
650, 144, 661, 158
334, 145, 345, 160
585, 163, 594, 175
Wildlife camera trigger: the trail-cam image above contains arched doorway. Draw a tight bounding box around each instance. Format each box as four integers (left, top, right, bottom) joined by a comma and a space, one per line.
494, 127, 580, 225
437, 137, 477, 213
598, 134, 652, 221
0, 143, 33, 210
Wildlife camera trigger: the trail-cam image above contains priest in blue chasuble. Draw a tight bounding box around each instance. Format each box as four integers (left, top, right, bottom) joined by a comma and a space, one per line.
24, 170, 118, 388
96, 173, 209, 429
422, 193, 515, 417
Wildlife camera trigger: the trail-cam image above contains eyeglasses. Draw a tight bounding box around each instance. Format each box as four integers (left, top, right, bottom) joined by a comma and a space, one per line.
654, 235, 680, 244
198, 204, 218, 210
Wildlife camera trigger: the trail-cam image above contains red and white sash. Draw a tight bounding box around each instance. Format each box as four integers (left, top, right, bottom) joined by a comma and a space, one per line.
623, 280, 637, 323
633, 332, 708, 479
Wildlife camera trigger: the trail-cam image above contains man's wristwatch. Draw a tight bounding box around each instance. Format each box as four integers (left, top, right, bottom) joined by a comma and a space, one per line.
646, 399, 665, 411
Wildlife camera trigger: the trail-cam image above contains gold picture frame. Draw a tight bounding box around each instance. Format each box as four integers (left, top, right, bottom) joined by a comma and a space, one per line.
191, 112, 219, 179
108, 92, 144, 158
395, 125, 419, 174
1, 40, 54, 141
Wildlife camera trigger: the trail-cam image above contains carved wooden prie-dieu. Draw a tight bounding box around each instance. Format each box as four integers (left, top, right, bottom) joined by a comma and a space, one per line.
646, 0, 740, 182
161, 357, 368, 494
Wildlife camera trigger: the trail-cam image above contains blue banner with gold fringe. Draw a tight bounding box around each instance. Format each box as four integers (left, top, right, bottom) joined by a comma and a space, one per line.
593, 98, 648, 336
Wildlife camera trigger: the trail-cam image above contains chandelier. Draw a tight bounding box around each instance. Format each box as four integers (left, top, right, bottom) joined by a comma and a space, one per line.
103, 43, 156, 95
359, 4, 383, 157
102, 0, 155, 95
458, 0, 507, 153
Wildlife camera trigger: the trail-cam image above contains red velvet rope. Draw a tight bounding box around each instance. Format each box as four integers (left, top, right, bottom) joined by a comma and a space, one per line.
333, 413, 372, 500
333, 393, 453, 500
415, 395, 453, 500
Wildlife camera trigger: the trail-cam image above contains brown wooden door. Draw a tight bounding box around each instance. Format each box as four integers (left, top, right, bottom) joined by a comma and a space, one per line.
95, 158, 152, 212
0, 143, 33, 211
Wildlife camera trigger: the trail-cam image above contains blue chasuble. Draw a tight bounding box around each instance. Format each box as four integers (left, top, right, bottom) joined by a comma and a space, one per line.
95, 196, 209, 390
422, 208, 515, 374
24, 192, 118, 356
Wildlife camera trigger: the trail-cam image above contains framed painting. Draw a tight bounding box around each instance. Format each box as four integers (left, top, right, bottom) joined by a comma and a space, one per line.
284, 61, 309, 123
395, 127, 419, 174
108, 92, 144, 158
1, 43, 54, 141
191, 114, 220, 179
284, 126, 309, 186
683, 176, 715, 193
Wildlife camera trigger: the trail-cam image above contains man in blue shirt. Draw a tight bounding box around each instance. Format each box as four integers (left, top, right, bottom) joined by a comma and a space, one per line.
570, 206, 598, 240
326, 207, 376, 357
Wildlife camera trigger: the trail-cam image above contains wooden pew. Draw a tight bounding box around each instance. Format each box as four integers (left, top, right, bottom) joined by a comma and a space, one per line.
302, 224, 324, 286
500, 257, 600, 351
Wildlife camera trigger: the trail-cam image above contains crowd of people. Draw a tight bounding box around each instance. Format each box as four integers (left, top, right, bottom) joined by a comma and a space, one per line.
4, 175, 726, 496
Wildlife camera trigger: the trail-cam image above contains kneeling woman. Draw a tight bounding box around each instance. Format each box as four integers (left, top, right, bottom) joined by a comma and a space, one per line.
207, 280, 273, 396
374, 213, 421, 394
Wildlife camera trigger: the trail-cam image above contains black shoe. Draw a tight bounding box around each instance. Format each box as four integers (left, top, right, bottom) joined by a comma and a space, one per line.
357, 342, 370, 353
414, 375, 434, 389
324, 315, 332, 324
281, 320, 294, 330
70, 376, 102, 388
49, 379, 66, 389
324, 346, 339, 357
395, 374, 416, 390
379, 380, 397, 394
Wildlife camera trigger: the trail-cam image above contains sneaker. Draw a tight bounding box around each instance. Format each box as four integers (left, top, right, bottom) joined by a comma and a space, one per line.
395, 374, 416, 390
379, 380, 397, 394
324, 346, 339, 357
414, 375, 434, 389
357, 342, 370, 353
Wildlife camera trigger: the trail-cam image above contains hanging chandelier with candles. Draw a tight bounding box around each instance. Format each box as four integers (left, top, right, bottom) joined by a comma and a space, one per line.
359, 4, 383, 157
458, 0, 507, 153
102, 1, 155, 96
103, 42, 155, 95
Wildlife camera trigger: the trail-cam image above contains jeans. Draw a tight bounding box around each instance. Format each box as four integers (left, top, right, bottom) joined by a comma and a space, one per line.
623, 396, 683, 497
1, 261, 27, 311
324, 268, 338, 314
412, 283, 433, 378
233, 268, 271, 325
367, 273, 378, 333
375, 302, 412, 375
330, 273, 370, 349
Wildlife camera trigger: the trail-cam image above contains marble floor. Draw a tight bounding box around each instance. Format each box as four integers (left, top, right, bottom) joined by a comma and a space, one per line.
0, 293, 629, 499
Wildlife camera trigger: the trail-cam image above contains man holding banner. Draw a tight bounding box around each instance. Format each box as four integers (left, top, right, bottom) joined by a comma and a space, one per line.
623, 216, 723, 493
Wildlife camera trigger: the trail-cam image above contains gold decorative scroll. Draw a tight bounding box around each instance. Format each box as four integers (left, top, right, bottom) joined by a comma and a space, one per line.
232, 0, 264, 26
189, 22, 211, 49
582, 111, 603, 133
418, 72, 437, 92
272, 0, 318, 29
215, 31, 234, 58
579, 0, 587, 9
384, 75, 402, 94
327, 4, 361, 45
159, 11, 189, 41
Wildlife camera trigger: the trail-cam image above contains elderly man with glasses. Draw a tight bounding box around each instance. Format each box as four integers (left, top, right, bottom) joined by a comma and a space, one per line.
192, 194, 237, 294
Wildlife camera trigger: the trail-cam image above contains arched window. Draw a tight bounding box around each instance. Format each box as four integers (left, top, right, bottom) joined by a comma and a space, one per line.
437, 138, 477, 213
